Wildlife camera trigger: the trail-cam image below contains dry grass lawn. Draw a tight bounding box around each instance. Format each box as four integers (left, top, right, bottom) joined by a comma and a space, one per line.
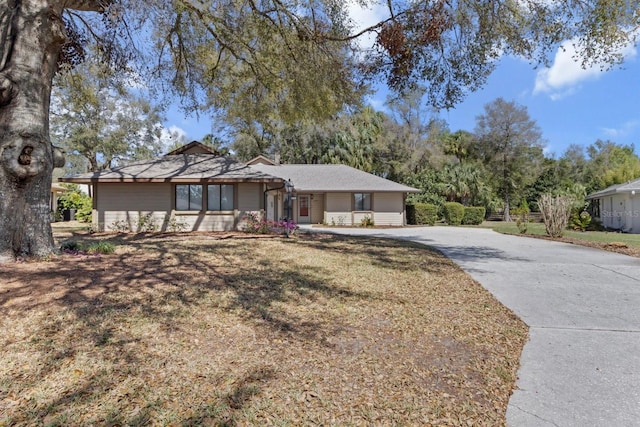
0, 231, 527, 426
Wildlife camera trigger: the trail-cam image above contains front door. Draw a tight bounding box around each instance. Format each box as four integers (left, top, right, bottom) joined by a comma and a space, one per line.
298, 195, 310, 223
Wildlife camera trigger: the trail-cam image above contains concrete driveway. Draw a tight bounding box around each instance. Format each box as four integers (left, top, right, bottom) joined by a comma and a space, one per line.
304, 226, 640, 426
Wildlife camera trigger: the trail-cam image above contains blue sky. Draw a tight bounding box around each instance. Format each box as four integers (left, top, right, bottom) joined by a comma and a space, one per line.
163, 3, 640, 158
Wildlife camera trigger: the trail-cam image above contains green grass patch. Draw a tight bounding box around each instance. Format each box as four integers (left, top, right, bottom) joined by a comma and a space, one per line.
483, 221, 640, 249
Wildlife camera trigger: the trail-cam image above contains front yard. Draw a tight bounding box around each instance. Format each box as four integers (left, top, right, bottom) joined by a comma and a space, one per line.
1, 231, 526, 426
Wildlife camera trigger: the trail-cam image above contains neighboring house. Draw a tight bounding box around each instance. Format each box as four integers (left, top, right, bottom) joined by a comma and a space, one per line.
59, 142, 419, 231
586, 178, 640, 233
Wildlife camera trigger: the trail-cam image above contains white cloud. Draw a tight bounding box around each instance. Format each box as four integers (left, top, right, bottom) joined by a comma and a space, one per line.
346, 1, 389, 50
157, 125, 188, 151
600, 119, 640, 139
534, 37, 638, 99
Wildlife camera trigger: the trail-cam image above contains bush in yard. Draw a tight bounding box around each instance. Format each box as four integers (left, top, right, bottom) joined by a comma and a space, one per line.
462, 206, 486, 225
513, 200, 530, 234
414, 203, 438, 225
538, 194, 573, 237
360, 215, 375, 227
443, 202, 465, 226
406, 204, 417, 225
243, 212, 298, 235
57, 189, 92, 222
570, 209, 592, 232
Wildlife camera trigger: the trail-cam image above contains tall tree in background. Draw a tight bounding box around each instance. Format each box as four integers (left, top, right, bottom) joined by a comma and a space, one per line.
51, 55, 164, 174
585, 140, 640, 192
475, 98, 545, 221
0, 1, 638, 261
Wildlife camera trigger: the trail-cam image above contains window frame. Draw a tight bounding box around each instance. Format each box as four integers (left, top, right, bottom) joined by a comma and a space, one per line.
175, 184, 203, 211
207, 184, 235, 211
354, 193, 372, 211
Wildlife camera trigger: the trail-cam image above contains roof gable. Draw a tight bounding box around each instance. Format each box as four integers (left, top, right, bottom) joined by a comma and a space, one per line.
166, 141, 219, 156
246, 155, 276, 165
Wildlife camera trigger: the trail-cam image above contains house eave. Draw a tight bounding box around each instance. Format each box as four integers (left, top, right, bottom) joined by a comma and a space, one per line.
59, 177, 285, 184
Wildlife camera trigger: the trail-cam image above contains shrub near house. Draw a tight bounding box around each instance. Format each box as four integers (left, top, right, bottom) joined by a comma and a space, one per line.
56, 189, 92, 222
444, 202, 465, 226
462, 207, 486, 225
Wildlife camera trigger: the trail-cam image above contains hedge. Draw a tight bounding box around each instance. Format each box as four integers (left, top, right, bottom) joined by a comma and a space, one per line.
462, 206, 486, 225
414, 203, 438, 225
406, 204, 417, 225
443, 202, 465, 226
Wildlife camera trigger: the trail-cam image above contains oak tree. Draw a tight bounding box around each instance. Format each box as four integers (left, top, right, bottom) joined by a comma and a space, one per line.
0, 0, 638, 261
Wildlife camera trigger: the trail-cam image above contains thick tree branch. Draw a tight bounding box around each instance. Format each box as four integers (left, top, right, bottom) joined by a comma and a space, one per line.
61, 0, 111, 12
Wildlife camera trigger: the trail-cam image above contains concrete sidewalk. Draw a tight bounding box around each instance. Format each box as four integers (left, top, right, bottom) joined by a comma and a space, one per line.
303, 226, 640, 426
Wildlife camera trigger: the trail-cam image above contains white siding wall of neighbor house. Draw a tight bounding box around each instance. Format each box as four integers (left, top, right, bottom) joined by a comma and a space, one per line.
599, 194, 640, 233
372, 192, 404, 226
325, 193, 352, 225
633, 195, 640, 233
96, 183, 172, 231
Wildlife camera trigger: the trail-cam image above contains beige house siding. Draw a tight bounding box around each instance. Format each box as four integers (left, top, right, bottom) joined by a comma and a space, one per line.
310, 193, 324, 224
236, 183, 262, 229
96, 183, 172, 231
95, 182, 264, 232
372, 192, 404, 226
325, 193, 352, 225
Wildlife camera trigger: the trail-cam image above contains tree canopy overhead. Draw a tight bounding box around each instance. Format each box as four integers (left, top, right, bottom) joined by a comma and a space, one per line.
0, 0, 639, 261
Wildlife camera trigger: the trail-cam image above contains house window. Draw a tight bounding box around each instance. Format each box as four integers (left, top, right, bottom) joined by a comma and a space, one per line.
354, 193, 371, 211
176, 185, 203, 211
208, 184, 234, 211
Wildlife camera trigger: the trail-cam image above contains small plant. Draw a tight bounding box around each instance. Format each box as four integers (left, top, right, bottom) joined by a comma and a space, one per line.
60, 239, 116, 255
109, 219, 131, 233
60, 240, 81, 251
571, 210, 592, 232
360, 215, 375, 227
167, 216, 188, 232
443, 202, 465, 226
86, 241, 116, 254
137, 213, 158, 232
513, 201, 530, 234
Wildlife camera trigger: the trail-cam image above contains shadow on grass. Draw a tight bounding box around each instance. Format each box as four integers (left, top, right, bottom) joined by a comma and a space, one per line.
2, 232, 448, 425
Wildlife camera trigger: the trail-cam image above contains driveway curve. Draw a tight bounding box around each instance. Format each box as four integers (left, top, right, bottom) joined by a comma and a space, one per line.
303, 226, 640, 426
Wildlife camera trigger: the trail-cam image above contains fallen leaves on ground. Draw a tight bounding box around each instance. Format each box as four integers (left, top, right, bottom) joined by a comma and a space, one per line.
0, 232, 527, 426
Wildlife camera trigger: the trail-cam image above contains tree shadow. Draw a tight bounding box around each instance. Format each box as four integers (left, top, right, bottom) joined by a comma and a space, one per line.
1, 232, 408, 424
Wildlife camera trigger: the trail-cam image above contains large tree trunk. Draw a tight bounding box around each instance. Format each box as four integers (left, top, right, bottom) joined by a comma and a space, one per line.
0, 1, 66, 262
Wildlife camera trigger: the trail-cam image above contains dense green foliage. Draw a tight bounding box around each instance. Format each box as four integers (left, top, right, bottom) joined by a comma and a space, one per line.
51, 54, 165, 174
414, 203, 439, 226
462, 207, 486, 226
443, 202, 465, 226
56, 187, 92, 223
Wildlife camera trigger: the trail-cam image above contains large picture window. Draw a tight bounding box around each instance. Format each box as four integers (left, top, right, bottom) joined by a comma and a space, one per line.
208, 184, 234, 211
354, 193, 371, 211
176, 185, 203, 211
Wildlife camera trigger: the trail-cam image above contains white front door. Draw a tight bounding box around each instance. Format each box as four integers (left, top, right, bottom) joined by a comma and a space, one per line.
298, 195, 310, 223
